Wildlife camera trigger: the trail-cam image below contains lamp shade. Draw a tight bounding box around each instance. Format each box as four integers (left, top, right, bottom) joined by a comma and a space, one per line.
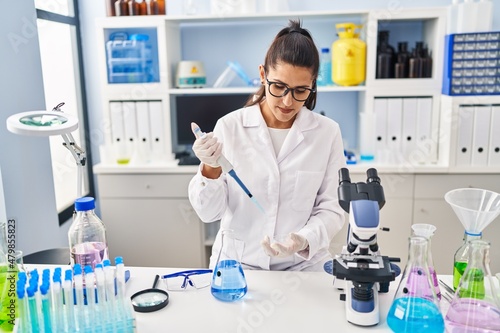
6, 110, 78, 136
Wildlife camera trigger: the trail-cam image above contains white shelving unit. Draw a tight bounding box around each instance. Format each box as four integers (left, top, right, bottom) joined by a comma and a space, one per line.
93, 8, 500, 270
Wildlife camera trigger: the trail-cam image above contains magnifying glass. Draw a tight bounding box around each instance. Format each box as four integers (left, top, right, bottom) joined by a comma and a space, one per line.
130, 274, 169, 313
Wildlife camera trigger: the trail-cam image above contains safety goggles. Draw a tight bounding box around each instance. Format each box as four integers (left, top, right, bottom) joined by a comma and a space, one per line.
160, 269, 212, 291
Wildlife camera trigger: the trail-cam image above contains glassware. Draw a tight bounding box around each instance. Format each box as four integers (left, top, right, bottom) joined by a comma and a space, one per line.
387, 236, 444, 333
211, 229, 247, 302
376, 30, 395, 79
453, 232, 482, 289
68, 197, 109, 269
445, 240, 500, 332
411, 223, 441, 300
445, 188, 500, 290
395, 42, 410, 78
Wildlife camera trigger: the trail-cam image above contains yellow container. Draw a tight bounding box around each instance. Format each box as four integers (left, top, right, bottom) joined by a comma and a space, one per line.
332, 23, 366, 86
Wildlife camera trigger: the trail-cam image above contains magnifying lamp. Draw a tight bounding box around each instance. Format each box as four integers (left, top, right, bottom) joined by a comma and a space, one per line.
6, 102, 86, 198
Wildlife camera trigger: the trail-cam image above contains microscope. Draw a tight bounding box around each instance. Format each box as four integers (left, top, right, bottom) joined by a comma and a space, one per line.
332, 168, 398, 326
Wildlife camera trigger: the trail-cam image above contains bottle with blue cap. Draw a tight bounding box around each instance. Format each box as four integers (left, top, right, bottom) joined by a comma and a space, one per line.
68, 197, 109, 268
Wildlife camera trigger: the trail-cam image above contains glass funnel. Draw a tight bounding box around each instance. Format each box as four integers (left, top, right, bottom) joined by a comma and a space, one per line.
211, 229, 247, 302
387, 236, 444, 333
445, 240, 500, 332
411, 224, 441, 300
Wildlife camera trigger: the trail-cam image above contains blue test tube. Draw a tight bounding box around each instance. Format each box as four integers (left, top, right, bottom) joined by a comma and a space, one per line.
27, 286, 40, 332
104, 259, 121, 332
115, 257, 135, 332
84, 265, 97, 332
16, 279, 31, 333
51, 271, 63, 333
63, 269, 76, 332
40, 282, 53, 333
74, 264, 85, 332
95, 263, 115, 332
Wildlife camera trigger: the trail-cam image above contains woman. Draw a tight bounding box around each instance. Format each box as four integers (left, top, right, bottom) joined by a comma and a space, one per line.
188, 19, 345, 271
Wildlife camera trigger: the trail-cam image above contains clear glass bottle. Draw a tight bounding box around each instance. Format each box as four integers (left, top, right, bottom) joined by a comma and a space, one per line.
445, 240, 500, 332
387, 236, 444, 333
211, 229, 247, 302
453, 231, 482, 290
317, 47, 332, 86
68, 197, 109, 269
411, 223, 441, 300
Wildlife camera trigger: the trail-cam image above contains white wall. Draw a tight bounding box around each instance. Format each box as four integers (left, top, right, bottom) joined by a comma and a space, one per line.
0, 0, 70, 255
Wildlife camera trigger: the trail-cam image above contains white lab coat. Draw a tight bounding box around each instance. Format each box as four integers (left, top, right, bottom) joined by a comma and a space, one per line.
188, 104, 346, 271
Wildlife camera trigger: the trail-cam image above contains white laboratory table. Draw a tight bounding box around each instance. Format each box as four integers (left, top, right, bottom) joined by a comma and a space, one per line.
25, 264, 453, 333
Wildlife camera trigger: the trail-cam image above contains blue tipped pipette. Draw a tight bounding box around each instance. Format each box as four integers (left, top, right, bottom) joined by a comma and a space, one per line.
191, 123, 265, 214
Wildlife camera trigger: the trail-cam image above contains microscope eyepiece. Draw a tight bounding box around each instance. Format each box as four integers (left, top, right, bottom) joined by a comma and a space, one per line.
339, 168, 351, 185
366, 168, 381, 184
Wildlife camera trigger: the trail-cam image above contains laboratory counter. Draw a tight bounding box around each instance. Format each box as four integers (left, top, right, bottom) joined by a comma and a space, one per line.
26, 264, 454, 333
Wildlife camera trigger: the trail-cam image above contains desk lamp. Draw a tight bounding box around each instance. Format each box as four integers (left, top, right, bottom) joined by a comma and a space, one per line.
6, 102, 86, 198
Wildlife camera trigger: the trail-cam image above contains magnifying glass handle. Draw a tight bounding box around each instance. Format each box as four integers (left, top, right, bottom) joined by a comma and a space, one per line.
153, 274, 160, 288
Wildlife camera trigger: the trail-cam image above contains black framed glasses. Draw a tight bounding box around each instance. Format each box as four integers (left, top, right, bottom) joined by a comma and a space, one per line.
265, 76, 315, 102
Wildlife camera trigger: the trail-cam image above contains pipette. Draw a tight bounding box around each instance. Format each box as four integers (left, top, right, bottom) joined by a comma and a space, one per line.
191, 123, 265, 214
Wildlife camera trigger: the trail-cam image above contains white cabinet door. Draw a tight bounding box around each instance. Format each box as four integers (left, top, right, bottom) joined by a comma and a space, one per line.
101, 197, 204, 268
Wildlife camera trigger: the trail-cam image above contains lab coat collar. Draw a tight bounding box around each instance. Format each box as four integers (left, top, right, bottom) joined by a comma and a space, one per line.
242, 105, 319, 163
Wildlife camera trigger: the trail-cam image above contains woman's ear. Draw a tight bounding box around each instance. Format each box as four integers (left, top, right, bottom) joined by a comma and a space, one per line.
258, 64, 265, 84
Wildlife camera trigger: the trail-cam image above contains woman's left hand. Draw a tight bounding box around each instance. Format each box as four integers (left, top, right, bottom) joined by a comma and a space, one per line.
261, 233, 308, 258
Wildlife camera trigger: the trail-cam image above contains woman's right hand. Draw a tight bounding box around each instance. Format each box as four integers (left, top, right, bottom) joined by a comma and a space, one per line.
192, 132, 223, 168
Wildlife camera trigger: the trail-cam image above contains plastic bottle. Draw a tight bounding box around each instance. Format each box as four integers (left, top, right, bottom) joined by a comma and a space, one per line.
317, 47, 333, 86
332, 23, 366, 86
447, 0, 460, 34
68, 197, 109, 269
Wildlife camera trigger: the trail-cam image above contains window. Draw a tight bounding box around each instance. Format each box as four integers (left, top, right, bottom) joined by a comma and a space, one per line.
35, 0, 94, 224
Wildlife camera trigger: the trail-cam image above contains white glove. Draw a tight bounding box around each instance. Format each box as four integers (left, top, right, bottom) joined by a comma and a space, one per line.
261, 233, 309, 258
192, 132, 222, 168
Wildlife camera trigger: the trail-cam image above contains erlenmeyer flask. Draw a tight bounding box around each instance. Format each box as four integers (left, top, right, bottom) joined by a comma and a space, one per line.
445, 188, 500, 290
211, 229, 247, 302
445, 240, 500, 332
453, 231, 482, 289
411, 223, 441, 300
387, 236, 444, 333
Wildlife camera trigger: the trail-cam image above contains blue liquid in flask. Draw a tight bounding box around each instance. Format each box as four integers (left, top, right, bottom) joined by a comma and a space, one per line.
387, 297, 444, 333
211, 259, 247, 302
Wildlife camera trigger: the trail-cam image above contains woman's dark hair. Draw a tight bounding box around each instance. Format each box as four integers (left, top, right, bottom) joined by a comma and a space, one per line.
245, 19, 319, 110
